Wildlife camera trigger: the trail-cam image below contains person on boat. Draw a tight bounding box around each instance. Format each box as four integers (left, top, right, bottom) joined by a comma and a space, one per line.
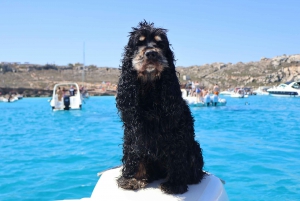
213, 84, 220, 96
80, 85, 84, 93
196, 86, 202, 102
201, 89, 206, 97
62, 87, 67, 97
8, 93, 12, 102
185, 81, 191, 96
54, 87, 64, 109
56, 87, 63, 102
191, 80, 195, 96
69, 85, 75, 96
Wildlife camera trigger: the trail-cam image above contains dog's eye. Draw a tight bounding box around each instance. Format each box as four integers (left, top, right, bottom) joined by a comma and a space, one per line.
154, 35, 162, 42
136, 36, 147, 46
156, 40, 165, 48
139, 36, 146, 41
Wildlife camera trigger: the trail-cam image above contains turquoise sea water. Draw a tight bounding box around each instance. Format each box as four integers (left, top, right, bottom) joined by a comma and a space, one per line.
0, 96, 299, 201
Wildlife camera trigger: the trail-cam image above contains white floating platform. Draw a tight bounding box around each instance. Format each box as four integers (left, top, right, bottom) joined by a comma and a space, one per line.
62, 167, 229, 201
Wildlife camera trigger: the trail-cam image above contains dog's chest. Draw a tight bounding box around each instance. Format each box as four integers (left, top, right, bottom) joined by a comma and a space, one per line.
138, 90, 162, 111
136, 88, 172, 157
138, 137, 166, 159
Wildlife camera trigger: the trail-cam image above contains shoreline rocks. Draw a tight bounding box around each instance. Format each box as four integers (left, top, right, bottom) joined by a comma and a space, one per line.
1, 54, 299, 94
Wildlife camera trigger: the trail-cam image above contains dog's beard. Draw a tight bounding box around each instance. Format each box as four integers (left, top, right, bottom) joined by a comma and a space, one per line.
136, 61, 163, 82
132, 48, 168, 82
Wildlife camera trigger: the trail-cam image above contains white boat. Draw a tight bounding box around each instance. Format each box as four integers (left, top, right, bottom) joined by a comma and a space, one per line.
181, 89, 227, 107
267, 81, 300, 97
230, 88, 248, 98
62, 166, 229, 201
50, 83, 83, 111
184, 95, 227, 107
253, 86, 270, 95
0, 96, 18, 102
219, 90, 234, 96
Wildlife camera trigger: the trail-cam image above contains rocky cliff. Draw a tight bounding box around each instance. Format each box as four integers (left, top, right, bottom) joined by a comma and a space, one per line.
176, 54, 300, 89
1, 54, 299, 96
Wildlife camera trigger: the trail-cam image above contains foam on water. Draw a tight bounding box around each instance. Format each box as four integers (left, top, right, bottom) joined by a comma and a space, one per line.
0, 96, 299, 201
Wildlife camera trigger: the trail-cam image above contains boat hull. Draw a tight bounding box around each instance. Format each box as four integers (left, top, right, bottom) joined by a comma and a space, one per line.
230, 88, 248, 98
268, 93, 299, 97
268, 90, 299, 97
219, 91, 234, 96
189, 101, 227, 107
230, 94, 248, 98
0, 97, 18, 102
61, 167, 229, 201
183, 96, 227, 107
267, 81, 300, 97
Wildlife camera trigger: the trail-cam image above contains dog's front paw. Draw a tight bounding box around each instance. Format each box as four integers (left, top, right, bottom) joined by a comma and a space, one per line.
117, 176, 148, 190
160, 181, 188, 194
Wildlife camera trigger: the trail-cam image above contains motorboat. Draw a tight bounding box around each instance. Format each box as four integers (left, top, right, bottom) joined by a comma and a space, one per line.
50, 83, 83, 111
267, 81, 300, 97
219, 89, 234, 96
184, 95, 227, 107
62, 166, 229, 201
230, 88, 248, 98
253, 86, 270, 95
181, 89, 227, 107
0, 95, 18, 102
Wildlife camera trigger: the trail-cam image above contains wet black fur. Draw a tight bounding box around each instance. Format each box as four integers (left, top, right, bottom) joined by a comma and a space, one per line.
116, 21, 205, 194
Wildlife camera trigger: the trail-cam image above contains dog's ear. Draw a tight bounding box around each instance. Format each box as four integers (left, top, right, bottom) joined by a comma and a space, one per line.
161, 36, 175, 69
166, 44, 174, 60
127, 35, 135, 49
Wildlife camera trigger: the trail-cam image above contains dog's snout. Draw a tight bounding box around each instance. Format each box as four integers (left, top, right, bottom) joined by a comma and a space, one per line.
145, 50, 158, 59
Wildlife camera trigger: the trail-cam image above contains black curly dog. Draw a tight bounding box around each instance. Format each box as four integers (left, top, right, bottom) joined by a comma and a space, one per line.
116, 21, 205, 194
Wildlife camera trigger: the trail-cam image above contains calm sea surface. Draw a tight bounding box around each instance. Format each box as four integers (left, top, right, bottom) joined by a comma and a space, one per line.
0, 96, 299, 201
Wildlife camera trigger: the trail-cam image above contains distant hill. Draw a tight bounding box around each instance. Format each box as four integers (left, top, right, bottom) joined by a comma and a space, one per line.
1, 54, 300, 96
176, 54, 300, 89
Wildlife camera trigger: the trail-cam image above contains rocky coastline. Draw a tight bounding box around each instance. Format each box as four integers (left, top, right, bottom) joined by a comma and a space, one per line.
1, 54, 299, 97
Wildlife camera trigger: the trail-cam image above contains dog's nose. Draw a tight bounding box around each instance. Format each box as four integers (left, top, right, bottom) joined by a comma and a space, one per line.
145, 50, 158, 60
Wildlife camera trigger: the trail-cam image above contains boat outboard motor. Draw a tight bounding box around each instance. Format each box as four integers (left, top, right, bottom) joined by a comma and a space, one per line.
64, 96, 70, 110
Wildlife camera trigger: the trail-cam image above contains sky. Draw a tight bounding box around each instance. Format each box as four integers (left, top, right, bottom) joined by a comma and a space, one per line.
1, 0, 300, 67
